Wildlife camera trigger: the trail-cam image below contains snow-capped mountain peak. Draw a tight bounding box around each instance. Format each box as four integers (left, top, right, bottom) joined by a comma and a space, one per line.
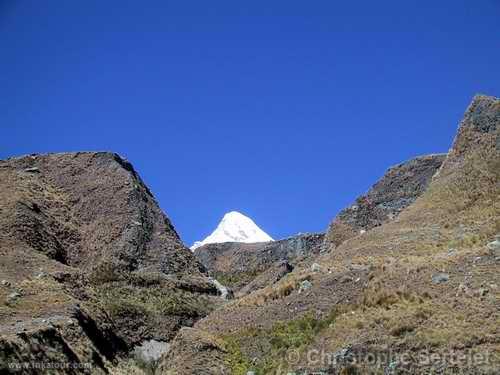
191, 211, 273, 250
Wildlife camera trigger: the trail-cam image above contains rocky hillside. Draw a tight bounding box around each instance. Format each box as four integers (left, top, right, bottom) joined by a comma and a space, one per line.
194, 233, 324, 294
160, 95, 499, 374
0, 152, 221, 374
325, 153, 446, 249
0, 95, 498, 375
195, 153, 445, 298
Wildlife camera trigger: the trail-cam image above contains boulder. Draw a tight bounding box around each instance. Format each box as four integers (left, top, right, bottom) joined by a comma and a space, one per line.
487, 235, 500, 257
311, 263, 321, 272
133, 339, 170, 367
298, 280, 313, 293
431, 273, 450, 284
6, 292, 21, 304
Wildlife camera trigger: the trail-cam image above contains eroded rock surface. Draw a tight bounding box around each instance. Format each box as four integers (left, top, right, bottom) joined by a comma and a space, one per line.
0, 152, 216, 373
194, 233, 324, 291
324, 153, 446, 248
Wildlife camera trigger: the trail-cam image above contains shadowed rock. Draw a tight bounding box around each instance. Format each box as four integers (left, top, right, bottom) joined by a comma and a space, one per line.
324, 153, 446, 248
194, 233, 324, 291
0, 152, 216, 373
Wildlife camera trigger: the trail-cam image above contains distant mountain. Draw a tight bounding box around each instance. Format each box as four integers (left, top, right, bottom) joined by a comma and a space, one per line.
191, 211, 273, 250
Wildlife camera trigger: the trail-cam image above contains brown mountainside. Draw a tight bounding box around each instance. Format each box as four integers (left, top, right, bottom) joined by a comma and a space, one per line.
0, 152, 221, 374
0, 95, 498, 375
162, 95, 500, 374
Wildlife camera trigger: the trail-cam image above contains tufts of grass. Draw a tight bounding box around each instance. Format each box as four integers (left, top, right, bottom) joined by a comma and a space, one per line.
424, 146, 499, 221
109, 358, 147, 375
269, 311, 336, 350
223, 310, 337, 375
1, 278, 74, 316
89, 260, 128, 284
211, 269, 260, 289
236, 272, 313, 307
223, 335, 253, 375
98, 283, 213, 319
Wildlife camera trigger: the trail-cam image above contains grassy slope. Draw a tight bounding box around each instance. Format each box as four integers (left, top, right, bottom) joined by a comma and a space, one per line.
194, 96, 499, 374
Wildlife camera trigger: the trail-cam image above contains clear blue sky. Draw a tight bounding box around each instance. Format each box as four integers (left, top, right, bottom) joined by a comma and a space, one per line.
1, 1, 499, 246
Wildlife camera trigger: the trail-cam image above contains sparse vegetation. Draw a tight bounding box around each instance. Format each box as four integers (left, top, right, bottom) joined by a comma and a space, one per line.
235, 272, 313, 307
223, 310, 338, 375
1, 97, 498, 374
109, 358, 147, 375
98, 283, 213, 319
213, 105, 500, 373
212, 269, 261, 289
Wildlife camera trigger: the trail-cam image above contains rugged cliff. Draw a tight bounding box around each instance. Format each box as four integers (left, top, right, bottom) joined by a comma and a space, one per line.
1, 95, 498, 375
324, 153, 446, 249
0, 152, 219, 374
194, 233, 324, 293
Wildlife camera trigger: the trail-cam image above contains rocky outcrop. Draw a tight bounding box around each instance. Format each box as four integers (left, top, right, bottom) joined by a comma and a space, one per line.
0, 152, 217, 373
436, 94, 499, 179
324, 153, 446, 248
194, 233, 324, 291
0, 152, 204, 275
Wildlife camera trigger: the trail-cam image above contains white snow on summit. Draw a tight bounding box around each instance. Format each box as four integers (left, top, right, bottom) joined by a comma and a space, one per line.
191, 211, 273, 250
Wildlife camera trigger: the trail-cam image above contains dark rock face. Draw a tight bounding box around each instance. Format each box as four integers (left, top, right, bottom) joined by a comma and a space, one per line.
324, 153, 446, 248
0, 152, 215, 373
462, 94, 499, 133
1, 152, 203, 275
194, 233, 324, 291
438, 95, 499, 176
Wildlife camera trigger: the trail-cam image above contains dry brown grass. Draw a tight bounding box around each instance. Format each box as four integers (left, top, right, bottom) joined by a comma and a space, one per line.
0, 277, 74, 318
233, 271, 313, 307
209, 120, 500, 373
109, 359, 147, 375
